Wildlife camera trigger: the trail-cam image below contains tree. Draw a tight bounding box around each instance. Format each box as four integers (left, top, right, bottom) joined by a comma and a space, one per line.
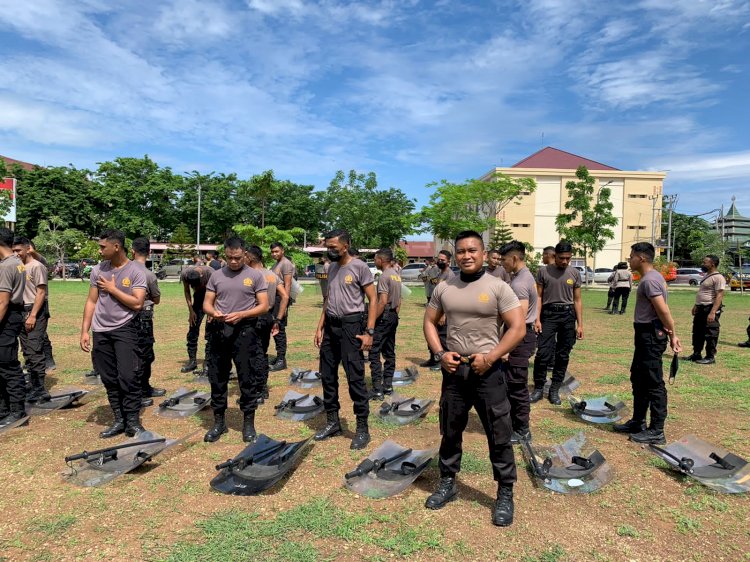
489, 220, 514, 250
690, 231, 729, 274
421, 172, 536, 246
667, 209, 713, 264
178, 172, 241, 243
32, 216, 88, 279
555, 166, 618, 277
265, 180, 324, 237
232, 224, 307, 271
166, 224, 194, 258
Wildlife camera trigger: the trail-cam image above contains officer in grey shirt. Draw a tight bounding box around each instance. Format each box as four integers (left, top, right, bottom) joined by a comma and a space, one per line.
0, 227, 27, 428
368, 248, 401, 399
270, 242, 296, 372
487, 248, 511, 282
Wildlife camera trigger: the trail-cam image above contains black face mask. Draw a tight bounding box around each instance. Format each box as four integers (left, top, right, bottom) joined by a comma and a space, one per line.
437, 262, 447, 270
460, 267, 485, 283
327, 249, 342, 262
700, 265, 709, 272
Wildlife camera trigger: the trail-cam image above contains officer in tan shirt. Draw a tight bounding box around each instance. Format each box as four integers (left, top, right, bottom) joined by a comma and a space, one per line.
424, 230, 525, 527
687, 255, 725, 365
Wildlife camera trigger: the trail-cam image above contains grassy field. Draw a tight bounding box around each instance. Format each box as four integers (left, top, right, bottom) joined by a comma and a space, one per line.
1, 281, 749, 561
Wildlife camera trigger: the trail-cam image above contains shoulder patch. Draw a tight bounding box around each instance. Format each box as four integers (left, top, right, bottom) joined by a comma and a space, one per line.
243, 277, 253, 287
122, 277, 131, 287
566, 278, 574, 285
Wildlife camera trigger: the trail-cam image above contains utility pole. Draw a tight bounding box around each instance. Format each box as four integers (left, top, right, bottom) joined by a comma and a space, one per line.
664, 194, 678, 262
649, 194, 659, 246
196, 179, 202, 250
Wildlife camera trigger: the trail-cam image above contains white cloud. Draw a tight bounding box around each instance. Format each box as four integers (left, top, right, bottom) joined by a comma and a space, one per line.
651, 150, 750, 182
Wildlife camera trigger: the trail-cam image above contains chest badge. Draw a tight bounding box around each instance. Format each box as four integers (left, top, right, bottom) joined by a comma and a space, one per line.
243, 278, 253, 287
16, 265, 25, 273
566, 278, 574, 285
122, 277, 131, 287
345, 274, 353, 284
478, 293, 490, 303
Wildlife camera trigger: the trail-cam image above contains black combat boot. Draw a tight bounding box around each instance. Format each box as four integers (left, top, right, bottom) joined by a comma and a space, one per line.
180, 356, 198, 373
510, 426, 532, 445
124, 412, 146, 437
204, 413, 228, 442
0, 405, 28, 428
629, 428, 666, 445
350, 416, 371, 450
547, 383, 562, 406
529, 386, 544, 403
383, 384, 393, 396
262, 385, 270, 400
27, 375, 51, 403
492, 485, 514, 526
612, 419, 647, 434
100, 409, 126, 439
0, 400, 9, 422
144, 387, 166, 397
314, 411, 342, 441
269, 358, 287, 372
369, 386, 384, 401
425, 476, 458, 510
242, 411, 257, 443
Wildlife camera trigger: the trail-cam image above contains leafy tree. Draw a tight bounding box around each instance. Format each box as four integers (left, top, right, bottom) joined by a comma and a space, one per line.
32, 216, 88, 279
394, 245, 408, 267
667, 210, 713, 264
489, 220, 514, 250
555, 166, 618, 277
72, 239, 100, 261
178, 172, 241, 243
165, 224, 194, 259
690, 231, 729, 274
232, 224, 307, 272
421, 172, 536, 246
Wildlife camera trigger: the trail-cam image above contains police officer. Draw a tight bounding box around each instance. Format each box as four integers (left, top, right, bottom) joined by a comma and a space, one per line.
315, 255, 331, 301
131, 238, 165, 406
81, 229, 148, 438
206, 250, 222, 271
542, 246, 555, 266
203, 237, 269, 443
486, 248, 511, 283
500, 241, 537, 443
0, 228, 27, 428
420, 250, 454, 369
738, 318, 750, 348
27, 241, 56, 372
245, 245, 289, 402
424, 230, 525, 526
609, 262, 633, 315
180, 263, 214, 373
270, 242, 295, 372
313, 229, 376, 450
687, 255, 725, 365
419, 257, 438, 306
531, 241, 583, 405
614, 242, 681, 444
368, 248, 401, 400
12, 237, 50, 402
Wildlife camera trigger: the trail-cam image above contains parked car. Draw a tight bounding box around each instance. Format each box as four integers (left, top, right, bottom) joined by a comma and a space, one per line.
304, 264, 316, 277
156, 258, 192, 279
574, 265, 594, 284
366, 261, 380, 278
53, 261, 80, 278
593, 268, 614, 284
400, 262, 427, 281
728, 266, 750, 291
672, 268, 705, 286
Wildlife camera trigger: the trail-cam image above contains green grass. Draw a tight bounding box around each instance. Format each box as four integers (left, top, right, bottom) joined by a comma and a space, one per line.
616, 524, 639, 537
27, 514, 77, 535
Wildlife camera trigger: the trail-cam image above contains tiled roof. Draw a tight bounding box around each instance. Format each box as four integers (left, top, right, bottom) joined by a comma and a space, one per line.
512, 146, 619, 171
1, 155, 35, 171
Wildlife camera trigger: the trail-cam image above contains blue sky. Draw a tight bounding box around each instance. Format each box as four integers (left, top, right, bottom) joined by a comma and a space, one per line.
1, 0, 749, 231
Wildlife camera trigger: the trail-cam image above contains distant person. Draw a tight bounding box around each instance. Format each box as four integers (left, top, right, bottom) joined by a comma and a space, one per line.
419, 257, 438, 306
687, 255, 725, 365
609, 262, 633, 315
180, 264, 214, 373
542, 246, 556, 266
269, 242, 295, 372
738, 317, 750, 348
486, 248, 511, 283
368, 248, 401, 400
206, 250, 222, 271
420, 250, 454, 369
604, 263, 618, 312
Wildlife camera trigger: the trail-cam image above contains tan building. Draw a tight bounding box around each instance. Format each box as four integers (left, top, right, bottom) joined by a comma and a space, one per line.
479, 147, 666, 269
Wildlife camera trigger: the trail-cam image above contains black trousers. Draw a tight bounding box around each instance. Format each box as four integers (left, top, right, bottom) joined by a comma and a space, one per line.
0, 309, 25, 412
692, 304, 721, 359
369, 310, 398, 391
630, 322, 669, 431
257, 314, 274, 387
186, 294, 205, 358
533, 307, 577, 387
92, 319, 142, 416
20, 310, 49, 381
506, 326, 537, 430
136, 309, 156, 392
613, 287, 631, 312
206, 321, 264, 414
438, 362, 516, 485
606, 288, 615, 309
319, 314, 369, 418
272, 294, 289, 361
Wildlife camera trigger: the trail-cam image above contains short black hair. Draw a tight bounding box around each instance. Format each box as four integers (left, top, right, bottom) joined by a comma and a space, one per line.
488, 248, 501, 256
543, 246, 555, 254
132, 237, 150, 257
555, 241, 573, 254
631, 242, 655, 262
270, 242, 284, 251
247, 245, 263, 263
617, 261, 628, 270
207, 250, 218, 259
224, 236, 245, 250
185, 268, 202, 286
0, 227, 14, 248
375, 248, 394, 262
324, 229, 351, 246
12, 236, 31, 247
438, 249, 452, 260
348, 247, 360, 257
499, 240, 525, 259
100, 229, 126, 248
705, 254, 720, 267
454, 230, 484, 248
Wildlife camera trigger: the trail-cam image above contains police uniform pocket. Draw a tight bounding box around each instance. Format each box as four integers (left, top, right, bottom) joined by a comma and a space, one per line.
486, 402, 512, 447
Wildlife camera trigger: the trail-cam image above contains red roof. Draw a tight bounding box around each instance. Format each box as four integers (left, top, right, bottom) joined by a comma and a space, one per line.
1, 155, 35, 171
512, 147, 619, 171
399, 240, 435, 257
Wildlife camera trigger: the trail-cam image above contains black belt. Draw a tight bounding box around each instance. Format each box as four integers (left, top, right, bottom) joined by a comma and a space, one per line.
326, 312, 364, 326
8, 304, 24, 312
544, 303, 573, 311
695, 303, 714, 309
23, 304, 34, 311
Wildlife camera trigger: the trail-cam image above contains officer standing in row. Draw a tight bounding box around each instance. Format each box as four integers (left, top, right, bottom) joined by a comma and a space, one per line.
313, 229, 376, 450
270, 242, 295, 372
12, 237, 50, 403
206, 250, 222, 270
315, 255, 330, 302
27, 241, 56, 372
542, 246, 555, 266
0, 228, 27, 428
180, 263, 214, 373
202, 237, 269, 443
420, 250, 454, 369
424, 230, 525, 527
245, 245, 289, 402
609, 262, 633, 315
419, 257, 438, 306
131, 238, 165, 406
531, 241, 583, 405
687, 255, 725, 365
500, 241, 538, 443
81, 229, 147, 438
368, 248, 401, 400
486, 248, 511, 282
614, 242, 681, 444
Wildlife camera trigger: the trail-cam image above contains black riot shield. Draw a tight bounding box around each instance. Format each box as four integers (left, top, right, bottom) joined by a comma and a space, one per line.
156, 388, 211, 419
344, 440, 437, 499
378, 394, 434, 426
63, 430, 190, 487
0, 414, 30, 435
520, 432, 613, 494
210, 434, 313, 495
392, 366, 419, 386
648, 434, 750, 494
568, 395, 625, 424
289, 369, 323, 388
27, 388, 89, 416
274, 391, 324, 421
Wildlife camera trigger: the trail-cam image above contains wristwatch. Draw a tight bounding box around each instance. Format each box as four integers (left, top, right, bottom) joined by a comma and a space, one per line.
433, 350, 446, 363
366, 328, 375, 336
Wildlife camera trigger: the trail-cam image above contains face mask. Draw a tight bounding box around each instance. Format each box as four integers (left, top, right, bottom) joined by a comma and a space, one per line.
327, 249, 342, 262
437, 262, 447, 270
700, 265, 709, 272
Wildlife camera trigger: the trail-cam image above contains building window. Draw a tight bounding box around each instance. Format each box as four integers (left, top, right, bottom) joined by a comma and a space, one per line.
519, 191, 531, 195
627, 225, 647, 230
628, 194, 648, 198
511, 223, 530, 228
